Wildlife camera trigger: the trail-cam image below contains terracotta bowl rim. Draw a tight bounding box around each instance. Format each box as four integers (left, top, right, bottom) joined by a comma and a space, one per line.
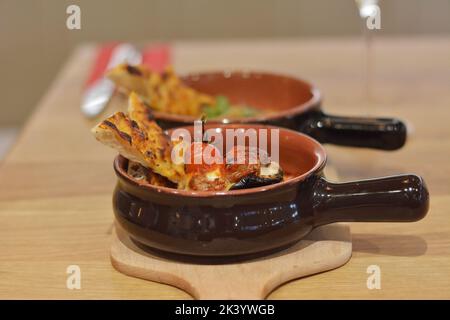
150, 70, 322, 124
113, 124, 327, 198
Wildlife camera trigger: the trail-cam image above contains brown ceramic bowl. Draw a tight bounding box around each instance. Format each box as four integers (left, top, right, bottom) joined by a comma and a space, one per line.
112, 124, 428, 257
150, 71, 407, 150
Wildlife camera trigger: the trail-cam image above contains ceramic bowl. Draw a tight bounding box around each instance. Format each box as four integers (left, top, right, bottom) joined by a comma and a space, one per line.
149, 71, 407, 150
112, 124, 428, 257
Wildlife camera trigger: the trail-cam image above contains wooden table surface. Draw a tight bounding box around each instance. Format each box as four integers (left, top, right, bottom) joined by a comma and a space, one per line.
1, 37, 449, 299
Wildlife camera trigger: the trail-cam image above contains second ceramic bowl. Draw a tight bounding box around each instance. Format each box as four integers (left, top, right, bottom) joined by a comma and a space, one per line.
149, 71, 407, 150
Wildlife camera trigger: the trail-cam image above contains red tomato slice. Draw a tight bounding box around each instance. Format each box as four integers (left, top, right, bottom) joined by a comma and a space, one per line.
185, 142, 225, 174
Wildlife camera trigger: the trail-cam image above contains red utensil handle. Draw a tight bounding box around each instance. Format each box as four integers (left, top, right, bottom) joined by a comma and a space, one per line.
85, 42, 119, 88
85, 43, 171, 89
142, 44, 171, 73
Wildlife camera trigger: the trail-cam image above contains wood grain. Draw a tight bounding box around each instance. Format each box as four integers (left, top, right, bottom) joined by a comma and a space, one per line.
111, 223, 351, 300
0, 37, 449, 299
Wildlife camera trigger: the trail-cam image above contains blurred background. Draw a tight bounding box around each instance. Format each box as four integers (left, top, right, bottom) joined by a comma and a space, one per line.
0, 0, 449, 157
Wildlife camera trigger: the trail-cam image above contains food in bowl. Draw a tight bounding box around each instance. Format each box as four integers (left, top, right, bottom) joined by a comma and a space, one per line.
107, 64, 265, 119
106, 66, 408, 151
111, 124, 428, 256
92, 92, 283, 191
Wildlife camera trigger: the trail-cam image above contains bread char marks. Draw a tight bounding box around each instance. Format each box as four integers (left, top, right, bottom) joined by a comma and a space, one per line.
102, 119, 132, 145
126, 65, 143, 76
127, 92, 175, 166
92, 94, 185, 184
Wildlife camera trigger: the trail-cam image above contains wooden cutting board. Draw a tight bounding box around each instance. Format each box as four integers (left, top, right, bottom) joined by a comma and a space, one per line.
110, 166, 352, 299
111, 223, 351, 299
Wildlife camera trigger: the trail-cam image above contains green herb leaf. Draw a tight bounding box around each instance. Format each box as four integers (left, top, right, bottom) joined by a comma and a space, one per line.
203, 95, 230, 118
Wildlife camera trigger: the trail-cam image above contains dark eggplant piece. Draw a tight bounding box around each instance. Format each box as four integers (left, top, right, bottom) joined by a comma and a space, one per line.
229, 161, 283, 190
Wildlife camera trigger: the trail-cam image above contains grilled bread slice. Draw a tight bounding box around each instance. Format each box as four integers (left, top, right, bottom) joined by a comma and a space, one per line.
92, 111, 148, 165
107, 64, 150, 99
91, 95, 185, 183
127, 160, 176, 188
127, 92, 157, 131
107, 63, 215, 116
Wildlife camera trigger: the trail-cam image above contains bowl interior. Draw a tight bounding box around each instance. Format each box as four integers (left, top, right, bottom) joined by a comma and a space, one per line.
182, 71, 315, 112
177, 124, 323, 177
116, 124, 326, 195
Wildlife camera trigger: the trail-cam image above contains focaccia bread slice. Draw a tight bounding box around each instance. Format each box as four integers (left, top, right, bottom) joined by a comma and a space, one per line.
127, 160, 176, 188
107, 63, 215, 116
107, 63, 150, 99
127, 91, 157, 131
91, 111, 147, 166
91, 96, 185, 183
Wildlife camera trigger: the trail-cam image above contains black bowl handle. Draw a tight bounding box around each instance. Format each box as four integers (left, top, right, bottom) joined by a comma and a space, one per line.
301, 111, 407, 150
313, 174, 429, 226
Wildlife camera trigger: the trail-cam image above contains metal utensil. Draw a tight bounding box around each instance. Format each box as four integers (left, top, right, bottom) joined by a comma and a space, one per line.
81, 43, 141, 118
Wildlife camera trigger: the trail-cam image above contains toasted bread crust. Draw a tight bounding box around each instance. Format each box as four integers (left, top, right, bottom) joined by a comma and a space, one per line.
107, 63, 215, 116
92, 95, 184, 183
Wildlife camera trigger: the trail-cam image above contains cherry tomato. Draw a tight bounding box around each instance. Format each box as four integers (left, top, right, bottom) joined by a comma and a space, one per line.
185, 142, 224, 174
